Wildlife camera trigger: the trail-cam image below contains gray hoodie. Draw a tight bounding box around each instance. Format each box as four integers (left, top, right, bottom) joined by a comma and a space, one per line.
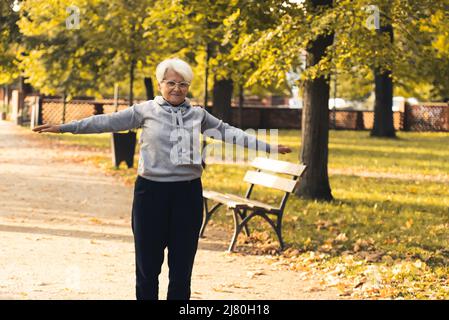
59, 96, 274, 182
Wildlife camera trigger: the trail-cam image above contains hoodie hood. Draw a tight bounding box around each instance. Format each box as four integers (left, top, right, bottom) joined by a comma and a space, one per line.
154, 95, 191, 114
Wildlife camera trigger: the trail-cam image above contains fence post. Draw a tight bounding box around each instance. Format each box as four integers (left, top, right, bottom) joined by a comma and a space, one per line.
93, 102, 104, 115
356, 111, 365, 130
37, 96, 43, 125
30, 96, 38, 129
11, 90, 24, 125
61, 93, 67, 124
402, 102, 410, 131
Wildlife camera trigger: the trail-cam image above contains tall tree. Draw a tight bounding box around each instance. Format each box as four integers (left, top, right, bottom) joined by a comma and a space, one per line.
297, 0, 334, 200
371, 5, 395, 137
101, 0, 159, 105
18, 0, 107, 98
0, 0, 21, 85
17, 0, 162, 103
227, 0, 334, 200
149, 0, 248, 120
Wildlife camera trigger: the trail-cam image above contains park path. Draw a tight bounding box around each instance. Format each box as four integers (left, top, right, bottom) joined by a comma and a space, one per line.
0, 120, 340, 300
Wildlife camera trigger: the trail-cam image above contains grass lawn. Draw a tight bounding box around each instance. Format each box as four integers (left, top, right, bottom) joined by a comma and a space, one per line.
38, 129, 449, 299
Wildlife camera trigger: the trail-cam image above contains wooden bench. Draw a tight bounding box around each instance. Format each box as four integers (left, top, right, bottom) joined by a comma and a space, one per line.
201, 157, 307, 252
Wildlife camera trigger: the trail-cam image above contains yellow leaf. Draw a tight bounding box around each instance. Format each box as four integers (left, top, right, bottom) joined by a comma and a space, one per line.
405, 219, 414, 229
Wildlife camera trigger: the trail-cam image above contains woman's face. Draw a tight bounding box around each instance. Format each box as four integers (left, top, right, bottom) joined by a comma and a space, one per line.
158, 69, 190, 106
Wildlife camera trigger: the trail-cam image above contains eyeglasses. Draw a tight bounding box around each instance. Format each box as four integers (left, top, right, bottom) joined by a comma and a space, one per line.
162, 80, 190, 90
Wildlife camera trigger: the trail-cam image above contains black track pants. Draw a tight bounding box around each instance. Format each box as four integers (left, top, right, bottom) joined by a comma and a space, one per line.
131, 175, 203, 300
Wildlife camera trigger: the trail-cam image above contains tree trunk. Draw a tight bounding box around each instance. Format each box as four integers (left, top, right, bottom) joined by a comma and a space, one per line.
129, 59, 136, 106
238, 81, 244, 128
371, 68, 395, 137
204, 42, 211, 108
62, 91, 67, 124
144, 77, 154, 100
212, 78, 233, 123
19, 76, 33, 95
295, 0, 334, 201
371, 23, 396, 137
2, 85, 7, 107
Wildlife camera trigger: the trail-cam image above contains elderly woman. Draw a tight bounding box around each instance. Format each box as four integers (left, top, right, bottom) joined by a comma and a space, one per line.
33, 58, 291, 300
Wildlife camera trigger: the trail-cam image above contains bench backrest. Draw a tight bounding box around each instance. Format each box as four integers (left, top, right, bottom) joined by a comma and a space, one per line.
251, 157, 306, 177
243, 157, 307, 211
244, 170, 298, 192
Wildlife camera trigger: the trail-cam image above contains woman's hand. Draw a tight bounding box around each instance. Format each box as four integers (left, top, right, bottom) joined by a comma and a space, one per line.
32, 124, 62, 134
276, 144, 292, 154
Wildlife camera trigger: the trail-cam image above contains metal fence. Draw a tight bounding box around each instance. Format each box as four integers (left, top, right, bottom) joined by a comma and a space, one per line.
403, 103, 449, 132
40, 99, 134, 125
227, 104, 448, 131
328, 110, 403, 130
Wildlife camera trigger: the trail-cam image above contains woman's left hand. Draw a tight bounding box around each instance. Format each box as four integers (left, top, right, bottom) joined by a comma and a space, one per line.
277, 144, 292, 154
32, 123, 61, 133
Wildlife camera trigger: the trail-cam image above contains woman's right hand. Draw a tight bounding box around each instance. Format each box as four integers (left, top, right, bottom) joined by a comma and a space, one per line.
32, 124, 62, 134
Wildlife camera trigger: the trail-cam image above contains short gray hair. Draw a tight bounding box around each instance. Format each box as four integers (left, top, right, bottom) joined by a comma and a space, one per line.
156, 58, 193, 83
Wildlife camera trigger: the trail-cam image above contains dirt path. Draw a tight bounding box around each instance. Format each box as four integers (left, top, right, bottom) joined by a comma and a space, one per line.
0, 120, 340, 300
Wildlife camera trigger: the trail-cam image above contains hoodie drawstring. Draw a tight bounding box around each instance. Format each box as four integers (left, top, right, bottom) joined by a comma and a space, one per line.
170, 108, 189, 163
176, 111, 187, 154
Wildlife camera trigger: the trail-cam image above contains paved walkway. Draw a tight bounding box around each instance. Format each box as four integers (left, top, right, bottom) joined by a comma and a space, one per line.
0, 120, 339, 300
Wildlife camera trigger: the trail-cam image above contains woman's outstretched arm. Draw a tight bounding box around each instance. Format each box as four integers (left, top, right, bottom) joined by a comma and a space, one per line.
33, 102, 146, 134
201, 109, 292, 154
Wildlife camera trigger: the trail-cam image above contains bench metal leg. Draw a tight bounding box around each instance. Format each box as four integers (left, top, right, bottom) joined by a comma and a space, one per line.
259, 213, 285, 250
276, 215, 285, 250
229, 211, 285, 252
229, 209, 243, 252
228, 209, 259, 252
238, 209, 251, 237
200, 199, 222, 238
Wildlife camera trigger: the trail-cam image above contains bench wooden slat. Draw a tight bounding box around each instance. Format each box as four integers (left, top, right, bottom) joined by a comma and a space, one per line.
203, 190, 244, 209
203, 190, 277, 212
222, 193, 277, 212
243, 170, 298, 193
251, 157, 306, 177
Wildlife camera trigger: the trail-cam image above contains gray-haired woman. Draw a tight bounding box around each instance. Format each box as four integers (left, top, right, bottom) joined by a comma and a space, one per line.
33, 58, 291, 300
